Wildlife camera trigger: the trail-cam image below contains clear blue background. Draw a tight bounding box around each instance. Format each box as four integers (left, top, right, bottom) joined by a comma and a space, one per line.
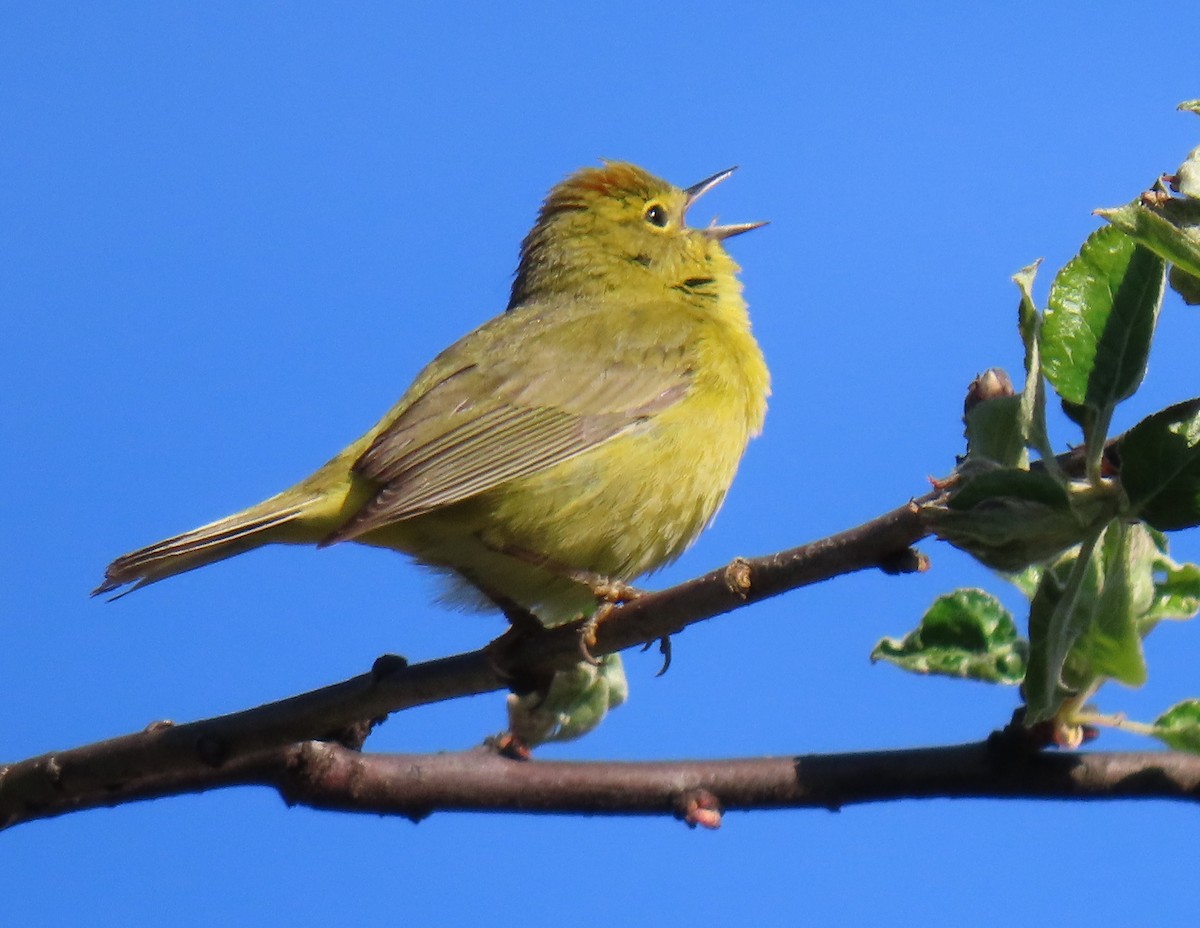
4, 3, 1199, 925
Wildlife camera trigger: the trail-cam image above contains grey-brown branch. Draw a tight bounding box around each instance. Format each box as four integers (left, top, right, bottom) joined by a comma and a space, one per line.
7, 485, 1195, 831
243, 740, 1200, 823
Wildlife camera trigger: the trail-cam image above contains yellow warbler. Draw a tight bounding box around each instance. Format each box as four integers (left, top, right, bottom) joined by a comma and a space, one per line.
97, 161, 769, 741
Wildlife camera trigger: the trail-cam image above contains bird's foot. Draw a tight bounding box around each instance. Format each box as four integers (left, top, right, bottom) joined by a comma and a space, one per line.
568, 572, 644, 607
576, 581, 643, 666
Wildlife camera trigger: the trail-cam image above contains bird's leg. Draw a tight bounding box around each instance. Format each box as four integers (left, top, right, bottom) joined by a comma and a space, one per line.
475, 540, 648, 662
568, 571, 644, 665
467, 548, 640, 752
477, 540, 644, 665
561, 569, 644, 607
480, 539, 645, 607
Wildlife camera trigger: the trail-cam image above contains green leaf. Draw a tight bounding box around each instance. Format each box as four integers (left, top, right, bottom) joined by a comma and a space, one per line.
1120, 398, 1200, 531
1064, 521, 1151, 688
1041, 226, 1166, 411
1147, 558, 1200, 624
1151, 700, 1200, 754
1014, 260, 1042, 340
1179, 100, 1200, 116
928, 467, 1092, 572
872, 589, 1027, 684
1142, 530, 1200, 625
1175, 145, 1200, 201
964, 394, 1027, 467
1006, 565, 1044, 600
1024, 533, 1104, 722
1023, 523, 1199, 725
1012, 260, 1058, 470
1059, 398, 1089, 428
947, 467, 1070, 511
1168, 265, 1200, 306
1098, 197, 1200, 280
507, 654, 627, 746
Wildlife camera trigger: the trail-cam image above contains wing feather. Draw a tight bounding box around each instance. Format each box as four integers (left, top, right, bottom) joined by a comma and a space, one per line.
324, 300, 694, 544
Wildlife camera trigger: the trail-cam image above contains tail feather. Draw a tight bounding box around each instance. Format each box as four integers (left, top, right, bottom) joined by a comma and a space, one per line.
94, 494, 323, 597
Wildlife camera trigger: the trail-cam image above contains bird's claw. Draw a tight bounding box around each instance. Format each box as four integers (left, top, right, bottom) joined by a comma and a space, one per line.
575, 579, 643, 666
639, 635, 673, 676
577, 602, 614, 666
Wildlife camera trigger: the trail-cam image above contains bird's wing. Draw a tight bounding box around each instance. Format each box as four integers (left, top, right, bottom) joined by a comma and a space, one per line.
325, 301, 694, 543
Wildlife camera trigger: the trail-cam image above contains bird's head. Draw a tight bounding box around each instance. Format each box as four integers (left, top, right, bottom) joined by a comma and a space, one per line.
508, 161, 765, 309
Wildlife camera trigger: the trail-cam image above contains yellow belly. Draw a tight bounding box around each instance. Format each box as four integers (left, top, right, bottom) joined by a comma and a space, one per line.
356, 378, 756, 621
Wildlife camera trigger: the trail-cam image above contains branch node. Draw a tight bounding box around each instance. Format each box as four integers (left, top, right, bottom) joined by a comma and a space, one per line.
143, 719, 175, 733
321, 718, 381, 751
371, 653, 409, 680
723, 556, 753, 597
42, 755, 63, 788
987, 711, 1062, 766
877, 547, 929, 576
485, 732, 533, 761
676, 788, 722, 830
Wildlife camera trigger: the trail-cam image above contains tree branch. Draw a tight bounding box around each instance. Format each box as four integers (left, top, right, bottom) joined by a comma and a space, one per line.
8, 737, 1200, 832
4, 479, 1196, 831
275, 742, 1200, 822
1, 493, 935, 830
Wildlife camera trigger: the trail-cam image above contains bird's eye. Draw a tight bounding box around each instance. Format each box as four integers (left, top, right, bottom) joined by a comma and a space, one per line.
643, 203, 669, 228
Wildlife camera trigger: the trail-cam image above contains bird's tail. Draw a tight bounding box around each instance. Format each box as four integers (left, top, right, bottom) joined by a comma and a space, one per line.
93, 489, 327, 598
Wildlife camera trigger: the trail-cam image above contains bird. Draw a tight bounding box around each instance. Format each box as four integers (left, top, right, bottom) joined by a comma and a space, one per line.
96, 160, 770, 743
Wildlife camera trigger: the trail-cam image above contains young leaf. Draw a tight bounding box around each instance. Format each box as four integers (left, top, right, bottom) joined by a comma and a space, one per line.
947, 467, 1070, 511
927, 467, 1108, 572
1012, 260, 1058, 470
1151, 699, 1200, 755
1023, 520, 1188, 724
964, 393, 1027, 467
1041, 226, 1165, 412
1119, 398, 1200, 531
1174, 144, 1200, 200
1098, 198, 1200, 280
1063, 521, 1151, 689
1006, 565, 1044, 600
1168, 265, 1200, 305
1146, 557, 1200, 625
871, 589, 1027, 684
1023, 533, 1103, 723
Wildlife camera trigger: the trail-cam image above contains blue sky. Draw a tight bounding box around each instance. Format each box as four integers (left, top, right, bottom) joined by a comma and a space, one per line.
4, 3, 1200, 925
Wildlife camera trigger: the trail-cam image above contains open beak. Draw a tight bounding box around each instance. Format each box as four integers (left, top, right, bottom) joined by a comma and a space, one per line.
684, 166, 768, 240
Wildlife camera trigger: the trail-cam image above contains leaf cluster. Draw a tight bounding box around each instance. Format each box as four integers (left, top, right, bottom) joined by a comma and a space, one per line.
876, 102, 1200, 751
